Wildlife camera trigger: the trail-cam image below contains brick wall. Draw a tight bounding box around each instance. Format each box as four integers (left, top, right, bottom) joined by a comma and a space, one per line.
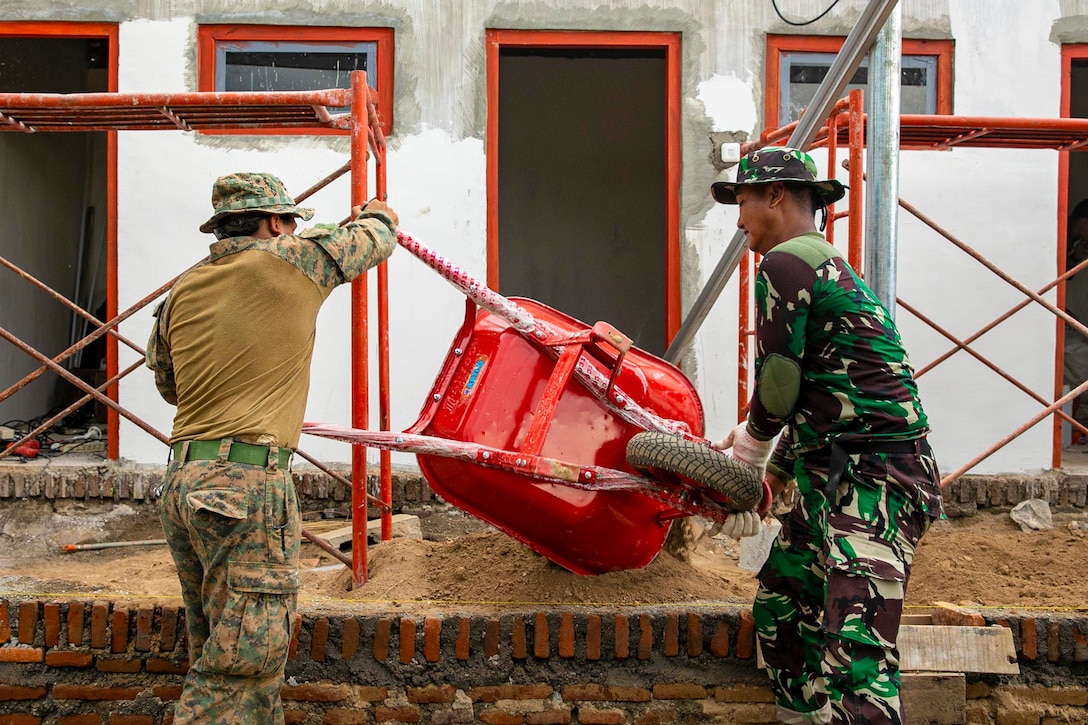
1, 461, 1085, 516
1, 598, 1087, 724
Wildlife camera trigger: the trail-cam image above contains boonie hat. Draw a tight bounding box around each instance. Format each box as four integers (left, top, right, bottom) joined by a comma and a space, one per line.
711, 146, 846, 206
199, 172, 315, 233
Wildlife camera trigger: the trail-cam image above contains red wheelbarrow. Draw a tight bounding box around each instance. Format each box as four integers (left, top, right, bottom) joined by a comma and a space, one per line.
304, 231, 768, 575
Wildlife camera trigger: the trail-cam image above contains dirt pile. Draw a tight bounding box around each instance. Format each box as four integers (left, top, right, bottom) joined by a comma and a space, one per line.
2, 499, 1088, 613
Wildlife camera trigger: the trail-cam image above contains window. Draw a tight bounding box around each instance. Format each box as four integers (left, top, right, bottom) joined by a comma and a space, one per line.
198, 25, 394, 134
766, 35, 953, 130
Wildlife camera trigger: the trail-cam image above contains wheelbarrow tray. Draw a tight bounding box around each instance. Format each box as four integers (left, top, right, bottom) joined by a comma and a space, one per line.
404, 297, 706, 575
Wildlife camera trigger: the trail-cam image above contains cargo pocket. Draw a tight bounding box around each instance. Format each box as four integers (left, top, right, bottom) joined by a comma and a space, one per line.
201, 560, 300, 677
825, 533, 908, 649
186, 489, 249, 519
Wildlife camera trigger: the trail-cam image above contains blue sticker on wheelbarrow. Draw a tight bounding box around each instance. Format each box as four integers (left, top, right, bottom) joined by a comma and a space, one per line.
463, 355, 488, 397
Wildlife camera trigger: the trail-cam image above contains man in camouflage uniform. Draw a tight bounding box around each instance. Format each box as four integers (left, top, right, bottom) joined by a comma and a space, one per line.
710, 147, 943, 724
146, 172, 398, 724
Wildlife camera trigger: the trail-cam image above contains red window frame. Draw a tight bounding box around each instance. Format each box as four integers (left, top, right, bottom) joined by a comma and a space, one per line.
197, 24, 394, 135
765, 34, 954, 135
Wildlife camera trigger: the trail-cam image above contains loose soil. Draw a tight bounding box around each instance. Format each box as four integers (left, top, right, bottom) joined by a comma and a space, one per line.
2, 498, 1088, 614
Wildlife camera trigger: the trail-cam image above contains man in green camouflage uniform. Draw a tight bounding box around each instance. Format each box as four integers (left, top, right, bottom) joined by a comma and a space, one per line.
710, 147, 943, 724
146, 172, 398, 724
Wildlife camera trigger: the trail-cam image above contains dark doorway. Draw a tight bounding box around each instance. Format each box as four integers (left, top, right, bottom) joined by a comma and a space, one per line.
0, 32, 111, 438
496, 46, 668, 355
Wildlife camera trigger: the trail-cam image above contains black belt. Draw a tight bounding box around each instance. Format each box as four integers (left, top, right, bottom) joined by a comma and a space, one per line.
823, 438, 926, 499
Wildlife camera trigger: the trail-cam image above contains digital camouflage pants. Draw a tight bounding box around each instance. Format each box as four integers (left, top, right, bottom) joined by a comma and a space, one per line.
158, 442, 300, 725
753, 444, 941, 725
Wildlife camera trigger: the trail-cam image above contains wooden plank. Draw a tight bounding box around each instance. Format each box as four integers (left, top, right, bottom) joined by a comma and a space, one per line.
899, 624, 1019, 675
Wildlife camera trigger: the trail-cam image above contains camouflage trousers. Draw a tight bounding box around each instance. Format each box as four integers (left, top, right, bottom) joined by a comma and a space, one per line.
753, 443, 941, 724
158, 442, 301, 725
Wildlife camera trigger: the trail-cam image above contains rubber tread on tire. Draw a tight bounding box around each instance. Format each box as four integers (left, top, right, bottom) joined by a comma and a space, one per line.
625, 431, 762, 512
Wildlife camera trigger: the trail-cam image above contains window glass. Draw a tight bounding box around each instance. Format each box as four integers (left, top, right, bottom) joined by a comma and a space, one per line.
780, 52, 937, 125
216, 40, 376, 112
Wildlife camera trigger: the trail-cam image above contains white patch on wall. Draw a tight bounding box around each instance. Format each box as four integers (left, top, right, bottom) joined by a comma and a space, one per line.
697, 74, 757, 134
118, 19, 191, 93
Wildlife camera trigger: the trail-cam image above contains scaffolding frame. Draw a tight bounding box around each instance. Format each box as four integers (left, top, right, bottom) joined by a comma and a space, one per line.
0, 72, 392, 585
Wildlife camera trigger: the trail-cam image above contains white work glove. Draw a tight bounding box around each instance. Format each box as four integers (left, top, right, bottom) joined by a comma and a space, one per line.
719, 510, 762, 539
713, 422, 775, 483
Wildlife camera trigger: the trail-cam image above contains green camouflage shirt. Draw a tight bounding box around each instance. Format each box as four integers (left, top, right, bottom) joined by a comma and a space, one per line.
747, 233, 929, 477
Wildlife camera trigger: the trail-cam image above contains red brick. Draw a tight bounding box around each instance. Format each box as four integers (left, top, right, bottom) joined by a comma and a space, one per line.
662, 613, 679, 657
714, 684, 774, 703
479, 711, 523, 725
614, 615, 629, 660
586, 614, 601, 661
281, 683, 351, 702
468, 685, 552, 702
686, 614, 702, 657
17, 602, 37, 645
374, 617, 392, 661
1021, 618, 1038, 661
57, 717, 99, 725
110, 608, 129, 653
399, 619, 417, 664
90, 604, 108, 649
356, 686, 388, 702
67, 603, 84, 647
0, 715, 42, 725
408, 685, 456, 704
134, 608, 153, 652
455, 617, 470, 660
736, 611, 756, 659
323, 710, 369, 725
652, 684, 707, 700
0, 602, 8, 644
152, 686, 183, 701
283, 710, 307, 725
288, 614, 302, 659
605, 687, 650, 702
43, 604, 60, 647
1048, 620, 1061, 663
342, 617, 360, 660
637, 614, 652, 660
424, 616, 442, 662
374, 705, 421, 723
710, 621, 729, 657
562, 684, 608, 701
576, 707, 624, 725
311, 616, 329, 662
45, 651, 94, 668
634, 709, 678, 725
534, 613, 549, 659
512, 617, 527, 660
1074, 625, 1088, 662
525, 711, 571, 725
52, 685, 142, 701
0, 647, 43, 663
485, 618, 500, 658
145, 658, 189, 675
159, 607, 178, 653
558, 613, 574, 658
108, 716, 153, 725
96, 658, 142, 673
0, 685, 47, 701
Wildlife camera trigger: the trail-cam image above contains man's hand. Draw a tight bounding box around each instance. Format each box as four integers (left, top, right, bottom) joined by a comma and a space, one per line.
712, 422, 775, 482
358, 199, 399, 227
719, 510, 761, 538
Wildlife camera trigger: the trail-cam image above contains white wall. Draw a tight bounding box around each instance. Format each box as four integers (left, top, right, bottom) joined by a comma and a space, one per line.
72, 1, 1075, 476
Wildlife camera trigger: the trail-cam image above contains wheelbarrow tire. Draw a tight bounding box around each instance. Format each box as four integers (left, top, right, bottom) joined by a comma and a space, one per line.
625, 431, 763, 512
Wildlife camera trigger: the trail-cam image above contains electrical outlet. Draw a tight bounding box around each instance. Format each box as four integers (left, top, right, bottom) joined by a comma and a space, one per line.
0, 426, 14, 441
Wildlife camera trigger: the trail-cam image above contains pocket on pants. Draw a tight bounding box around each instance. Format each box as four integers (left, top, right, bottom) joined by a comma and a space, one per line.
201, 560, 300, 677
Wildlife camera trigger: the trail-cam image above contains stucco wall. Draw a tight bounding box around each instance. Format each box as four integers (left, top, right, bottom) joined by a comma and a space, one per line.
4, 1, 1087, 476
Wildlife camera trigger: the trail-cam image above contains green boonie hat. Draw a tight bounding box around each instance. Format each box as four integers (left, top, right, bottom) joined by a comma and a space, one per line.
199, 172, 315, 234
711, 146, 847, 206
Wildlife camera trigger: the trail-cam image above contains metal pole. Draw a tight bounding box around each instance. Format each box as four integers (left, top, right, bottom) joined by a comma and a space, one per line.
863, 4, 902, 313
664, 0, 900, 363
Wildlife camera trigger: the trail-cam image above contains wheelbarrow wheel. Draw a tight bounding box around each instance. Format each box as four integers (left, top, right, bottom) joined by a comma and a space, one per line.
625, 431, 762, 512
